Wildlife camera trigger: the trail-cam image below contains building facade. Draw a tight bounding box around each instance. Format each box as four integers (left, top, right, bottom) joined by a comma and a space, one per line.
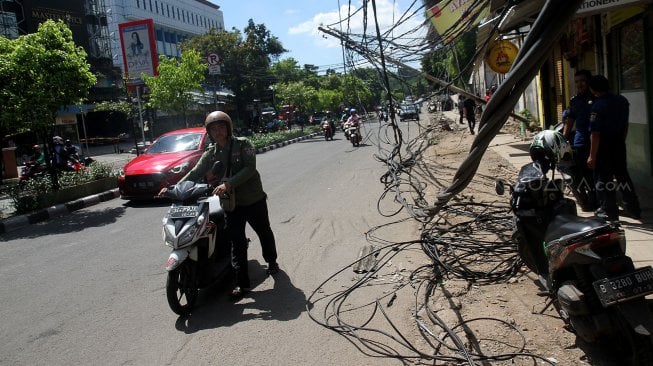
474, 0, 653, 190
105, 0, 224, 72
1, 0, 225, 138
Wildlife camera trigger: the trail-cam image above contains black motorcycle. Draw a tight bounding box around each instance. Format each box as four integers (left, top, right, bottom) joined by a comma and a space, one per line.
496, 159, 653, 364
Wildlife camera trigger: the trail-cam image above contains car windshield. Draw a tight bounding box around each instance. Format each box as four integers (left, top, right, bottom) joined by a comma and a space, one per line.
146, 132, 203, 154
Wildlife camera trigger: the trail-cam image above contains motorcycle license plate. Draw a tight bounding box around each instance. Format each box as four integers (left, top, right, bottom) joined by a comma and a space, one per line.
168, 206, 199, 218
592, 266, 653, 307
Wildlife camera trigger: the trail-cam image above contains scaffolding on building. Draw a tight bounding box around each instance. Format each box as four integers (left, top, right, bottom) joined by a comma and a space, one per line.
0, 0, 25, 39
85, 0, 112, 60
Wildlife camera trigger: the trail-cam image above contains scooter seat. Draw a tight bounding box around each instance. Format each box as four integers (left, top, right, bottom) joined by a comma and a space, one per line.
544, 214, 608, 243
206, 195, 226, 230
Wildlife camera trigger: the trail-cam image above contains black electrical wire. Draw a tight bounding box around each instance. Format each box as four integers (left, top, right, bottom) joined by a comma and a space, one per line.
307, 0, 586, 364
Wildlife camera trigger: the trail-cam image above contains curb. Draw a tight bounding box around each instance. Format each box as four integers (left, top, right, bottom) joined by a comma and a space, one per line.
255, 132, 319, 154
0, 132, 320, 235
0, 189, 120, 235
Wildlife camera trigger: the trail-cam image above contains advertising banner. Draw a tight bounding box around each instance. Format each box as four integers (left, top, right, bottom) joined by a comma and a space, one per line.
426, 0, 490, 43
118, 19, 158, 86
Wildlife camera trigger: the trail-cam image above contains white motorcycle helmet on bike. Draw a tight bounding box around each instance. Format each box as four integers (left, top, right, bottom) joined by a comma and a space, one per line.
529, 130, 573, 174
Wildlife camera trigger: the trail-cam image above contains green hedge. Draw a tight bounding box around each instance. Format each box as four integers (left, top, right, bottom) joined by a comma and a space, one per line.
9, 161, 117, 215
248, 126, 320, 149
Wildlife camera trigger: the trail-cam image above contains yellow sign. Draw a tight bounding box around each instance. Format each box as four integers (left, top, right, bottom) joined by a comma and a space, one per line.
486, 40, 519, 74
426, 0, 489, 43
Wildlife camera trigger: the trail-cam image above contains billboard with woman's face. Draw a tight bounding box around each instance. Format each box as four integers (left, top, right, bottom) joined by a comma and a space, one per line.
118, 19, 158, 85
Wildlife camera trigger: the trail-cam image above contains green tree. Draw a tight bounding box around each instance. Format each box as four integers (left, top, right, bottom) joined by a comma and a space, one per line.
270, 58, 303, 83
143, 49, 207, 128
342, 74, 374, 110
183, 21, 287, 122
316, 88, 343, 113
421, 29, 477, 90
275, 81, 317, 116
0, 20, 96, 139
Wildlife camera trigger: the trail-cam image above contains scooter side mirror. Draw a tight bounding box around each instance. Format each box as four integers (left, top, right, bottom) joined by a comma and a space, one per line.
495, 180, 506, 195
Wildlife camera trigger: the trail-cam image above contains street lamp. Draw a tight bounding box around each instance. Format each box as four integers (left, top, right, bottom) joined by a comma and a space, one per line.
269, 85, 276, 109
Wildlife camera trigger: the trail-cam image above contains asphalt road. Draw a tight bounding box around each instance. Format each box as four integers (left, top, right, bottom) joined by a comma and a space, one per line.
0, 119, 424, 365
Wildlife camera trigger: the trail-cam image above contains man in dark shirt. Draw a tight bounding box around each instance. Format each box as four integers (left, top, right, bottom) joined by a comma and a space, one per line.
562, 69, 596, 211
587, 75, 640, 221
463, 97, 476, 135
457, 95, 465, 125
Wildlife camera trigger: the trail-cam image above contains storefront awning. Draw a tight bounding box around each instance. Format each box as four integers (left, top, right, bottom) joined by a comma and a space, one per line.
498, 0, 545, 32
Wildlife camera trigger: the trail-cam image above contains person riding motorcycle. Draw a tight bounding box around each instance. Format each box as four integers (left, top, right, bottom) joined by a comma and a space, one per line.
346, 108, 361, 141
51, 136, 73, 171
30, 144, 45, 165
322, 111, 336, 137
22, 144, 47, 178
347, 108, 361, 127
159, 111, 280, 299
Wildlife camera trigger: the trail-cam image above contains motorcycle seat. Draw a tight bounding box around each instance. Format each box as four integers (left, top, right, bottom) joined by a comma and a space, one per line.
544, 214, 608, 243
206, 196, 226, 230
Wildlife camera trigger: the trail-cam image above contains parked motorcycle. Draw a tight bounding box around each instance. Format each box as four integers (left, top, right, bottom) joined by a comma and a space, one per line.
496, 130, 653, 364
160, 167, 231, 315
18, 161, 47, 185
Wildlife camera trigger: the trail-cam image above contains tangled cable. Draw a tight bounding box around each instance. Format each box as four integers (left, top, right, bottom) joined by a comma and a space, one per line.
308, 0, 587, 364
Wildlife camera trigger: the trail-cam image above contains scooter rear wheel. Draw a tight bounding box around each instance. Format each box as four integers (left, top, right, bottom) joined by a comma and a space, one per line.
166, 264, 198, 315
609, 306, 653, 365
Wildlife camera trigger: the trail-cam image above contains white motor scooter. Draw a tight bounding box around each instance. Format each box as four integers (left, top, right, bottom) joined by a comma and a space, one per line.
161, 165, 231, 315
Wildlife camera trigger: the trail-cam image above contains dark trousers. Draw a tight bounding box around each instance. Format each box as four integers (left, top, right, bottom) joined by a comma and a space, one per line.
594, 149, 640, 218
227, 198, 277, 288
467, 115, 476, 133
571, 145, 597, 210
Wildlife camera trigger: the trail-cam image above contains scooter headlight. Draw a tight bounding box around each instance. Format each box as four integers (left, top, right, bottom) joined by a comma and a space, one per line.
178, 224, 199, 247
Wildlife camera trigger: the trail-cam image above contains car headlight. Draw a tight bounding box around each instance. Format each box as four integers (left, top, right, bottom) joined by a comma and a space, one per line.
169, 162, 190, 175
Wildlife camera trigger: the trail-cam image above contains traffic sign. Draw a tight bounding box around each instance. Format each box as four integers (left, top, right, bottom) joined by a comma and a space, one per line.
207, 53, 220, 65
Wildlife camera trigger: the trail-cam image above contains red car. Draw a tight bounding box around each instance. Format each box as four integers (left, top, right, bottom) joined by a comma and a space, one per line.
118, 127, 210, 200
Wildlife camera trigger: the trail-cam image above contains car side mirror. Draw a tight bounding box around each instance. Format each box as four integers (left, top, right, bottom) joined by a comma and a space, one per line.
495, 180, 505, 195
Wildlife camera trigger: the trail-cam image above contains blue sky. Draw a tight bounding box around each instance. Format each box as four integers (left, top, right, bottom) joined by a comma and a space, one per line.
213, 0, 426, 73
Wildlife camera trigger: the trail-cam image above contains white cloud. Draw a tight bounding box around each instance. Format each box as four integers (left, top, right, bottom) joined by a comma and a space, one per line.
289, 0, 427, 50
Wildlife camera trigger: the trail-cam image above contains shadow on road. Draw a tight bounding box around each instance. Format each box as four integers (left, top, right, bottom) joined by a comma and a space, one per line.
0, 206, 127, 240
174, 260, 307, 333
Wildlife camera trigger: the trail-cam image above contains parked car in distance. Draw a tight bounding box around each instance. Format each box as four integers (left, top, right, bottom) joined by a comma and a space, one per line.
312, 111, 325, 124
117, 127, 210, 200
399, 104, 420, 121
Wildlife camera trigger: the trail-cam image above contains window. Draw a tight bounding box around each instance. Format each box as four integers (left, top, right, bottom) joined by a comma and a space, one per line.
149, 0, 152, 12
176, 8, 179, 19
166, 4, 170, 17
619, 19, 645, 90
136, 0, 140, 9
0, 11, 19, 39
154, 1, 158, 14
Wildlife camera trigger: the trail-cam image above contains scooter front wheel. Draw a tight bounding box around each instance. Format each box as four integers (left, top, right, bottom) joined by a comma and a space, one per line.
166, 263, 198, 315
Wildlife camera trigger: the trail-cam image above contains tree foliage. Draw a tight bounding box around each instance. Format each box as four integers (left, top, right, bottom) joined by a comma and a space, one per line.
182, 20, 287, 120
421, 29, 477, 90
142, 49, 207, 128
0, 20, 96, 137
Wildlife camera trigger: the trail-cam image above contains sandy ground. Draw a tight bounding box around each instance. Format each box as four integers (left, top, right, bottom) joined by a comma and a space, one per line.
308, 110, 639, 365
